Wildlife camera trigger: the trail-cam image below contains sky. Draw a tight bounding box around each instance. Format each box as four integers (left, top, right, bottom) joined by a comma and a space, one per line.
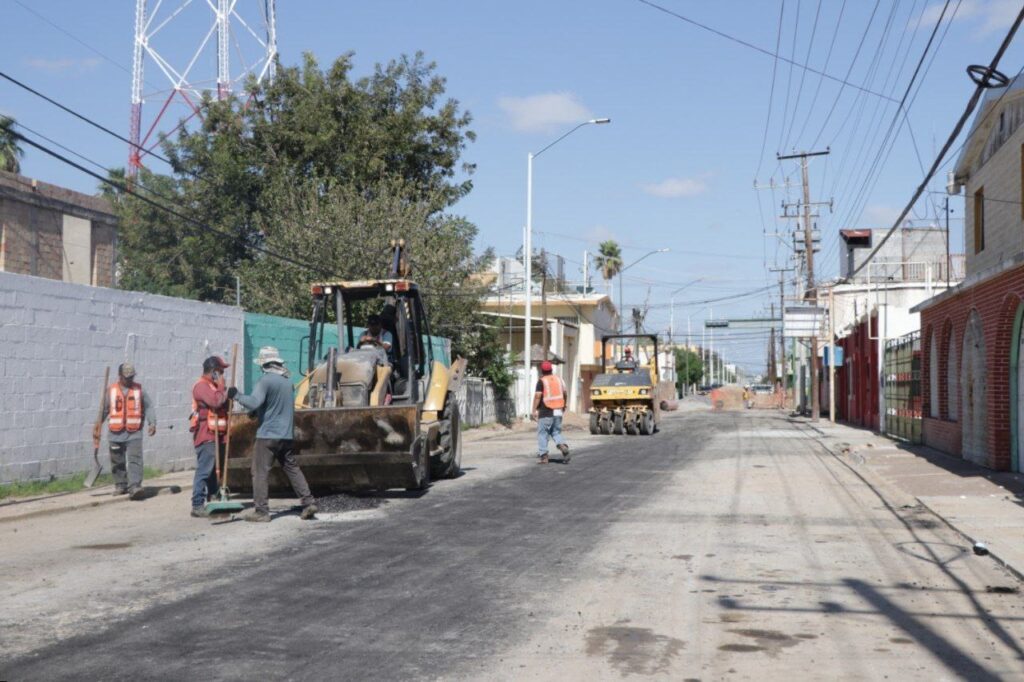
4, 0, 1024, 374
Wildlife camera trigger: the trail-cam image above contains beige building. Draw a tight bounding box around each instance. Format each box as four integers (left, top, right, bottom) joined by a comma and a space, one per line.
481, 290, 619, 413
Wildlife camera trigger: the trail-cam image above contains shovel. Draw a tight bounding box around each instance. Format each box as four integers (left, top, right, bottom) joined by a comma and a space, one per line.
207, 343, 244, 514
84, 367, 110, 488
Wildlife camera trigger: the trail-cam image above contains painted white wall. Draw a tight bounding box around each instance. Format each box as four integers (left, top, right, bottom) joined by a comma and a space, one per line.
0, 271, 243, 483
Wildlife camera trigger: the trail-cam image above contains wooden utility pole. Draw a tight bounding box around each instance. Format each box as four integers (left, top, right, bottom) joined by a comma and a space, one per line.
779, 149, 829, 421
769, 266, 795, 406
768, 302, 777, 383
828, 285, 836, 423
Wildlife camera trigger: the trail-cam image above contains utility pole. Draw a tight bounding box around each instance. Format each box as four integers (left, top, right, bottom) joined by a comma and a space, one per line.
582, 250, 590, 291
779, 149, 830, 421
540, 249, 548, 358
828, 285, 836, 423
768, 302, 776, 383
944, 196, 951, 286
769, 266, 794, 405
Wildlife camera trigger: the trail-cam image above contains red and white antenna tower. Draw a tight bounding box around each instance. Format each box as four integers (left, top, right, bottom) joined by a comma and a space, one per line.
128, 0, 278, 177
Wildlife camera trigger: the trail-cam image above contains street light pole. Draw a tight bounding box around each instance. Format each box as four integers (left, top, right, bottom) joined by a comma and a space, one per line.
616, 247, 670, 335
522, 118, 610, 418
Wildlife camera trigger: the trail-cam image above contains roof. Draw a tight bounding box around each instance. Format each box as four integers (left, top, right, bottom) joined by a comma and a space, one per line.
953, 72, 1024, 184
309, 279, 418, 290
840, 229, 872, 240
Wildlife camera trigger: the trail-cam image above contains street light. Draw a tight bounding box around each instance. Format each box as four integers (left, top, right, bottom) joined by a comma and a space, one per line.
617, 248, 670, 334
668, 278, 702, 395
523, 117, 611, 417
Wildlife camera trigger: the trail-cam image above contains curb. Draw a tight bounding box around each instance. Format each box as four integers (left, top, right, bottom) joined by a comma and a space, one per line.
915, 496, 1024, 585
791, 417, 1024, 584
0, 481, 192, 525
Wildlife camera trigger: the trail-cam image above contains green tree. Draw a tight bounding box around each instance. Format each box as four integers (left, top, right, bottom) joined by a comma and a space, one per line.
674, 347, 704, 391
0, 116, 24, 174
594, 240, 622, 292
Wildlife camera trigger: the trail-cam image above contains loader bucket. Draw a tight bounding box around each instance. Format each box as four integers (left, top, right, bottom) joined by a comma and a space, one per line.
226, 405, 426, 493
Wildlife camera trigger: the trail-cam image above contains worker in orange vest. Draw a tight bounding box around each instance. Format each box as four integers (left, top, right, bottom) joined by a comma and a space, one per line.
532, 360, 570, 464
189, 356, 230, 517
93, 363, 156, 500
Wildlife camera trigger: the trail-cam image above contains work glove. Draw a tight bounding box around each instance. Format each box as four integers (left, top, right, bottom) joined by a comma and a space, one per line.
227, 386, 238, 400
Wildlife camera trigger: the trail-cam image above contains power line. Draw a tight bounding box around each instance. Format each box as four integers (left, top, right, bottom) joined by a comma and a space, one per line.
755, 0, 787, 180
783, 0, 822, 151
777, 0, 800, 154
793, 0, 847, 150
847, 4, 1024, 280
634, 0, 898, 103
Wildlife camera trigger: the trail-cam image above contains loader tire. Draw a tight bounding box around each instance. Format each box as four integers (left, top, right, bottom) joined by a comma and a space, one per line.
600, 414, 614, 435
432, 396, 462, 480
589, 412, 600, 434
625, 413, 638, 435
613, 411, 624, 435
407, 436, 431, 491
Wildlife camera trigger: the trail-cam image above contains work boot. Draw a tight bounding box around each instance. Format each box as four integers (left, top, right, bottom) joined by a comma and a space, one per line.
243, 510, 272, 523
557, 443, 571, 463
300, 503, 319, 520
128, 487, 146, 501
112, 487, 128, 497
190, 506, 210, 518
538, 454, 549, 464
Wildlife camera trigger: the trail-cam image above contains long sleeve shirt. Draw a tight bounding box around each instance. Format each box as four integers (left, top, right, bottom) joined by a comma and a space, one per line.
234, 371, 294, 440
192, 378, 228, 447
102, 384, 156, 443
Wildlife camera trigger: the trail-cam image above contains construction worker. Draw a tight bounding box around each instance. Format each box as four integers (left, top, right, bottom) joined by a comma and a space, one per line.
228, 346, 317, 522
189, 356, 230, 518
358, 314, 394, 357
532, 360, 570, 464
616, 346, 638, 372
93, 362, 156, 500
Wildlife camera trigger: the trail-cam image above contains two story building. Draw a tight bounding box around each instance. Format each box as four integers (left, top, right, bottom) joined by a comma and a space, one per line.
915, 75, 1024, 471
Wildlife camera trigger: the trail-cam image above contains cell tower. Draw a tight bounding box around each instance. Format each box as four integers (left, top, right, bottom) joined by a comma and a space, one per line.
128, 0, 278, 176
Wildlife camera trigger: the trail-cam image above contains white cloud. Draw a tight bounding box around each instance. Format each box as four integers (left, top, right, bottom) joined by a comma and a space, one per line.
497, 92, 593, 133
641, 176, 709, 199
24, 57, 102, 74
918, 0, 1019, 36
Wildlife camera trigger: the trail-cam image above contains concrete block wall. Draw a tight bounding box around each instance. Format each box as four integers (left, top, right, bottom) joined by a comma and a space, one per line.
0, 271, 243, 483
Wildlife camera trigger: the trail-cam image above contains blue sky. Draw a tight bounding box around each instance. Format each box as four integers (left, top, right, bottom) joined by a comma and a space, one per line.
4, 0, 1024, 372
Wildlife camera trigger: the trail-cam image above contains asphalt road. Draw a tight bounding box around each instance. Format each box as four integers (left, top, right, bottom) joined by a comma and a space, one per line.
5, 410, 1024, 680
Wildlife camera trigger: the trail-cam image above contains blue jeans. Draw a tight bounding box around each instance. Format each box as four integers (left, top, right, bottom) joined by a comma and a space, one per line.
536, 416, 566, 455
191, 440, 220, 508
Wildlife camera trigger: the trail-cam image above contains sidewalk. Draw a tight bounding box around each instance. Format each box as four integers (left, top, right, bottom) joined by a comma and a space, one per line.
0, 470, 194, 524
795, 415, 1024, 582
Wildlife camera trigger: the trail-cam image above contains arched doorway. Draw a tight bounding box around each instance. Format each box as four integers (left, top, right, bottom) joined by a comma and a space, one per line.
961, 311, 987, 465
1012, 304, 1024, 472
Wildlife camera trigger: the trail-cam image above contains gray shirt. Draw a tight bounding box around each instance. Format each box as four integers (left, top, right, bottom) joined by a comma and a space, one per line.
101, 384, 157, 443
235, 370, 294, 440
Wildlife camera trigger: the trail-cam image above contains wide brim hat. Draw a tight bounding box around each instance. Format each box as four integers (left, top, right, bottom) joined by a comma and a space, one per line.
255, 346, 285, 366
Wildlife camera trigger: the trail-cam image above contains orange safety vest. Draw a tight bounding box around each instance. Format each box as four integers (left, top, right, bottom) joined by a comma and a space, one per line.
540, 374, 565, 409
108, 383, 143, 433
190, 377, 228, 433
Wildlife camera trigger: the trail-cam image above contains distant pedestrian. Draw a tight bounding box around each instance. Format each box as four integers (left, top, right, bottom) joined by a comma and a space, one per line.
532, 360, 570, 464
188, 356, 230, 518
229, 346, 317, 522
93, 363, 156, 500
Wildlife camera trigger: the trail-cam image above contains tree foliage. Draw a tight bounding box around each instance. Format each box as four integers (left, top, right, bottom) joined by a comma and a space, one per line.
674, 347, 704, 390
108, 52, 508, 380
594, 240, 622, 283
0, 116, 24, 174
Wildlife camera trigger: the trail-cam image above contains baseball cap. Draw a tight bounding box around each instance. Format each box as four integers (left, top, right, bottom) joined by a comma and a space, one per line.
119, 362, 136, 378
203, 356, 230, 373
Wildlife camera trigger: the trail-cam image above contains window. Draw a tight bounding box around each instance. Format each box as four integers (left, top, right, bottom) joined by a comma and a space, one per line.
974, 187, 985, 254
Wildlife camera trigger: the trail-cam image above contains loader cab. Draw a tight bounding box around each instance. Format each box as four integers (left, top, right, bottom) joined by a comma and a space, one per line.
307, 280, 434, 406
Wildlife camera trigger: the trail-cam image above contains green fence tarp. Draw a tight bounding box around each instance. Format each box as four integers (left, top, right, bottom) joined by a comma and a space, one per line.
243, 312, 451, 389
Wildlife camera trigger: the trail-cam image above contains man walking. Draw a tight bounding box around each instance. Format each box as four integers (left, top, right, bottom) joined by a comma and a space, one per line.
532, 360, 570, 464
94, 363, 156, 500
189, 356, 230, 518
229, 346, 317, 522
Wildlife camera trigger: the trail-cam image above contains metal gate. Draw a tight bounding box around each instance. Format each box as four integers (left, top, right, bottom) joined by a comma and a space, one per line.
884, 331, 922, 443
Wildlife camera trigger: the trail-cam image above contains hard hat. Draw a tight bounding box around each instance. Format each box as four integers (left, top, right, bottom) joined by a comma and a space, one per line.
118, 362, 136, 378
540, 360, 553, 372
624, 346, 632, 354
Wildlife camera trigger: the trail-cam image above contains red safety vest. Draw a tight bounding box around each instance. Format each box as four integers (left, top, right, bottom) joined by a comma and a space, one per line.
108, 383, 143, 433
540, 374, 565, 409
190, 377, 228, 433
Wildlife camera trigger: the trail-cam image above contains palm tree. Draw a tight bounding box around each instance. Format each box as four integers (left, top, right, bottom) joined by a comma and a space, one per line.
594, 239, 622, 294
0, 116, 24, 174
